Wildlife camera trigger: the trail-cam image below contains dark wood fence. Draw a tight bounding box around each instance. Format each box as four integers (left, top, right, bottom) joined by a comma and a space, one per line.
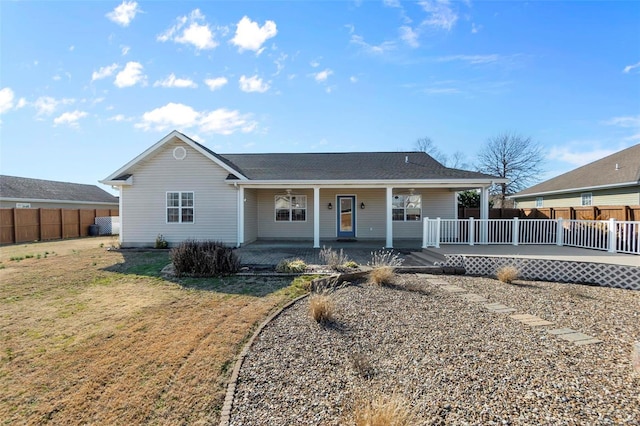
0, 208, 119, 245
458, 205, 640, 221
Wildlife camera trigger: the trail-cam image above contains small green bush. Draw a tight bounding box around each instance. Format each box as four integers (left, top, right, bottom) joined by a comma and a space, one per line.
343, 260, 358, 269
276, 258, 307, 273
170, 240, 240, 277
155, 234, 169, 249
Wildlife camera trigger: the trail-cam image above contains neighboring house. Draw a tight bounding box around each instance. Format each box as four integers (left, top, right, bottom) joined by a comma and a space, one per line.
0, 175, 119, 210
101, 130, 505, 248
511, 144, 640, 209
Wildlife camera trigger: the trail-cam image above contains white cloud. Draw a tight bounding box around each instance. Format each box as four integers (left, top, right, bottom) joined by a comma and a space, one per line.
33, 96, 74, 116
623, 61, 640, 74
92, 63, 119, 81
69, 45, 75, 51
158, 9, 218, 50
231, 16, 277, 54
108, 114, 127, 122
419, 0, 458, 31
153, 73, 197, 88
399, 26, 420, 48
471, 23, 482, 34
350, 35, 395, 55
0, 87, 15, 114
136, 102, 257, 135
239, 75, 270, 93
604, 115, 640, 128
121, 45, 130, 56
274, 53, 288, 76
313, 69, 333, 83
350, 76, 358, 83
547, 146, 617, 167
106, 1, 140, 27
114, 61, 146, 88
53, 110, 88, 127
383, 0, 401, 7
204, 77, 228, 91
310, 60, 320, 68
436, 54, 501, 64
16, 98, 27, 109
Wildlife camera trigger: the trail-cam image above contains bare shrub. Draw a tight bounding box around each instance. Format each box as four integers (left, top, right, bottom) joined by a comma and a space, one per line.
170, 240, 240, 277
496, 265, 519, 283
320, 246, 350, 270
275, 258, 307, 273
309, 293, 334, 324
369, 266, 395, 286
351, 353, 375, 379
351, 394, 415, 426
368, 249, 404, 267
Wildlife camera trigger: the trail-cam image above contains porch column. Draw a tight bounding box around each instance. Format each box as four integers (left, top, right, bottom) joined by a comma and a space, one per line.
480, 186, 489, 244
386, 186, 393, 248
237, 185, 244, 247
313, 187, 320, 248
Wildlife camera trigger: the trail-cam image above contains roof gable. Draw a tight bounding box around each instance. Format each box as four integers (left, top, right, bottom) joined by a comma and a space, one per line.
1, 175, 118, 203
513, 144, 640, 197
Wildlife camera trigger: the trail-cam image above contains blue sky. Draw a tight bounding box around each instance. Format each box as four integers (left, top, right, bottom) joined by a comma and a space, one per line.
1, 0, 639, 194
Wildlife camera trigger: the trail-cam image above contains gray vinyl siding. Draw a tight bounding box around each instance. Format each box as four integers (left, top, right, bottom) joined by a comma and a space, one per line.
120, 139, 237, 247
243, 189, 258, 244
256, 189, 314, 239
393, 189, 455, 239
320, 189, 386, 239
515, 186, 640, 208
0, 200, 118, 210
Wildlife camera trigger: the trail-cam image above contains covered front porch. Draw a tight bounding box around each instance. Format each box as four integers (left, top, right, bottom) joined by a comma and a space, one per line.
236, 184, 492, 248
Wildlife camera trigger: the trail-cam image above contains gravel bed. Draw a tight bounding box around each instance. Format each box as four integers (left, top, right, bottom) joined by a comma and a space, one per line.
229, 275, 640, 425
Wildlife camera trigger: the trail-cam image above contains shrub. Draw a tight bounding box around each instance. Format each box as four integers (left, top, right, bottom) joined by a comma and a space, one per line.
352, 394, 415, 426
496, 265, 519, 283
320, 246, 350, 270
155, 234, 169, 249
343, 260, 359, 269
275, 258, 307, 273
369, 266, 395, 286
368, 249, 404, 267
309, 293, 334, 324
170, 240, 240, 277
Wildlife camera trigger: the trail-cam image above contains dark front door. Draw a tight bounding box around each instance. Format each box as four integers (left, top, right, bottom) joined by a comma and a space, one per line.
337, 196, 356, 238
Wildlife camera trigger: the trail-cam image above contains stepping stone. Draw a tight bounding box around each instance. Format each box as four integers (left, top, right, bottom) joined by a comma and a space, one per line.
557, 332, 595, 342
573, 338, 603, 346
521, 319, 554, 326
427, 279, 450, 285
441, 285, 467, 293
511, 314, 539, 320
460, 293, 488, 302
510, 314, 554, 326
549, 328, 576, 335
484, 303, 516, 313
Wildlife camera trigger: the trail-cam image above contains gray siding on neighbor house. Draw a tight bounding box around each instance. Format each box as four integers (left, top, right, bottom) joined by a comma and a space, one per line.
120, 139, 238, 247
516, 186, 640, 208
0, 200, 118, 210
243, 188, 258, 244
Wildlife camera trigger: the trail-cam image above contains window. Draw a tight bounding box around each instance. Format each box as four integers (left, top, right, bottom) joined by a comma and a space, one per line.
392, 194, 422, 221
535, 197, 543, 208
581, 192, 592, 206
275, 195, 306, 222
167, 192, 194, 223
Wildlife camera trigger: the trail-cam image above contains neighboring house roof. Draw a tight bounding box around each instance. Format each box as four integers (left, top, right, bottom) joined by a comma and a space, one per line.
102, 130, 503, 185
0, 175, 119, 204
512, 144, 640, 198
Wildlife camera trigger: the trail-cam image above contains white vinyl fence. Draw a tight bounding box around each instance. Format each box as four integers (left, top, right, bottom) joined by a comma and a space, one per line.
423, 217, 640, 255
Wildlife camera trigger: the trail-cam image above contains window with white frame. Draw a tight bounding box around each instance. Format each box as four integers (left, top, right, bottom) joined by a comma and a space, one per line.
535, 197, 543, 208
275, 195, 306, 222
392, 194, 422, 221
581, 192, 592, 206
167, 192, 194, 223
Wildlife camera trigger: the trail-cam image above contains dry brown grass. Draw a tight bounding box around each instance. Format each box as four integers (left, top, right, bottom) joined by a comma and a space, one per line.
496, 265, 519, 283
309, 293, 334, 323
369, 266, 395, 286
0, 238, 305, 425
351, 394, 415, 426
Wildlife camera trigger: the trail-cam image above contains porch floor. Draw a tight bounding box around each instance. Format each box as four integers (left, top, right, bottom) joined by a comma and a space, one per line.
235, 240, 640, 267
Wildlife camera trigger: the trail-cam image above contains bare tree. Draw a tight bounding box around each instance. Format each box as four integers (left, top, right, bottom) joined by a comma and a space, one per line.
476, 132, 545, 204
415, 137, 469, 169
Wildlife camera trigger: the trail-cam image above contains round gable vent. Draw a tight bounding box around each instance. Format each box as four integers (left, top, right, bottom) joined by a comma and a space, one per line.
173, 146, 187, 160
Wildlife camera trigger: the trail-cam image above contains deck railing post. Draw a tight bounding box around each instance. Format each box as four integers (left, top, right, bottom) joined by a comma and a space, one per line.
512, 217, 519, 246
422, 217, 428, 248
436, 217, 441, 249
469, 217, 475, 246
608, 218, 617, 253
556, 218, 564, 246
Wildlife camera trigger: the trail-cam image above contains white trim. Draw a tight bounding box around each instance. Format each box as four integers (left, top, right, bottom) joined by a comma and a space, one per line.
101, 130, 249, 184
274, 194, 307, 222
0, 197, 118, 206
510, 181, 640, 199
391, 193, 422, 222
386, 187, 393, 248
227, 178, 505, 188
581, 192, 593, 206
237, 186, 244, 247
166, 191, 195, 224
313, 187, 320, 248
336, 194, 358, 238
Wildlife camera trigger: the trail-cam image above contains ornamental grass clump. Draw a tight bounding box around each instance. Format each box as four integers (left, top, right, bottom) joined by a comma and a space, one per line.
351, 394, 416, 426
496, 265, 519, 284
309, 293, 334, 324
275, 258, 307, 273
170, 240, 240, 277
369, 266, 395, 286
319, 246, 351, 270
367, 249, 404, 286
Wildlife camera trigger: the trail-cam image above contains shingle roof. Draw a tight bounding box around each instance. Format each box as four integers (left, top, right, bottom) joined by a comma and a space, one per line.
513, 144, 640, 197
0, 175, 119, 203
194, 143, 497, 181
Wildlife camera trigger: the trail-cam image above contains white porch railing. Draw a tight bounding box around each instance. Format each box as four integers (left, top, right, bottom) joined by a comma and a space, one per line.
423, 217, 640, 255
